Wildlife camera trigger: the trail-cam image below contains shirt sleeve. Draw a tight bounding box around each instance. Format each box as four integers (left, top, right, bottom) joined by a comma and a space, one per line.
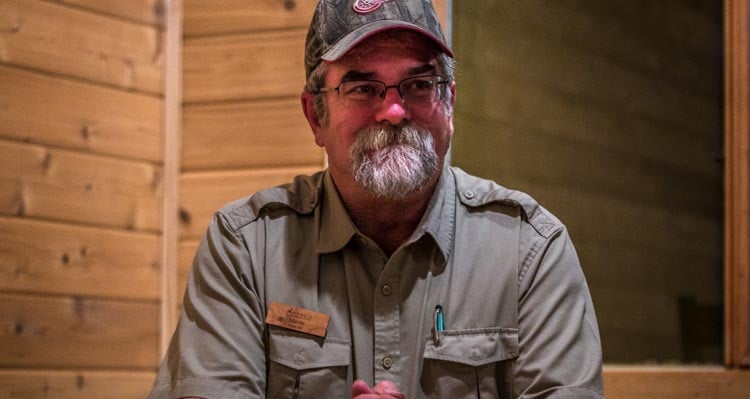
514, 226, 604, 399
148, 212, 267, 399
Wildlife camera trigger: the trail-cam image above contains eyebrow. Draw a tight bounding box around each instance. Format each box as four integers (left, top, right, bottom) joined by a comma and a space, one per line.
339, 63, 438, 83
340, 70, 376, 82
407, 63, 437, 76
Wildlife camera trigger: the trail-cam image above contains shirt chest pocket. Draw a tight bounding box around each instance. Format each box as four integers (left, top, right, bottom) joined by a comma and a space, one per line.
267, 330, 351, 399
421, 327, 519, 399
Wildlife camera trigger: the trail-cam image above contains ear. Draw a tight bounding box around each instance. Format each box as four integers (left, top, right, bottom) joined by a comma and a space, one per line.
447, 81, 456, 137
301, 91, 325, 147
448, 81, 456, 109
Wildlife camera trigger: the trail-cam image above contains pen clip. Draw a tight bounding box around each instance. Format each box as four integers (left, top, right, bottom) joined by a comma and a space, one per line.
433, 305, 444, 346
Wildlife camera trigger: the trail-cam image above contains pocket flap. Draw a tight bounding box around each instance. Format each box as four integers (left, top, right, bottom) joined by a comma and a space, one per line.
269, 330, 350, 370
423, 327, 519, 367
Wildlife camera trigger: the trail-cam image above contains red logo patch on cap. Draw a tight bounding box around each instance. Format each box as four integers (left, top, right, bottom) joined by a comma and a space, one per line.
353, 0, 394, 14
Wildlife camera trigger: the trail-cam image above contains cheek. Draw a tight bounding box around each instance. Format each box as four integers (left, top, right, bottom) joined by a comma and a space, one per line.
328, 113, 369, 146
423, 108, 452, 138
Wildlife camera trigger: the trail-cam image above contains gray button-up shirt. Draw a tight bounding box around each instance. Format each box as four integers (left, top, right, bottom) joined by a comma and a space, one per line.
149, 166, 604, 399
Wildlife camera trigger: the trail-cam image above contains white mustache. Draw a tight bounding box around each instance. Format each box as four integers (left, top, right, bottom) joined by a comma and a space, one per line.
355, 123, 424, 151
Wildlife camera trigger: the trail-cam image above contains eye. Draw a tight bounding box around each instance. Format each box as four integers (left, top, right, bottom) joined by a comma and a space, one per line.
405, 77, 436, 92
342, 81, 380, 98
412, 78, 434, 90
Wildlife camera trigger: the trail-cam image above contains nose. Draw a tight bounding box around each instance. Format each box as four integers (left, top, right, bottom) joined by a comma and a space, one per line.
374, 86, 409, 125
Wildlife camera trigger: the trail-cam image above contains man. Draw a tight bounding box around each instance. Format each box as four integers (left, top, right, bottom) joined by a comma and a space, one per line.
149, 0, 604, 398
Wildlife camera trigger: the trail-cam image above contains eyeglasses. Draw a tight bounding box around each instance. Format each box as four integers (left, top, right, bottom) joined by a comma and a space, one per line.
315, 75, 449, 106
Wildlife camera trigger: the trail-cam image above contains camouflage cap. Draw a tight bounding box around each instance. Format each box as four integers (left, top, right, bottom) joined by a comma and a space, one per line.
305, 0, 453, 79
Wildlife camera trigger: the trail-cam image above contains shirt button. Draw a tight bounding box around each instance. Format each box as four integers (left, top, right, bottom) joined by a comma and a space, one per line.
382, 356, 393, 370
464, 189, 475, 199
381, 284, 392, 296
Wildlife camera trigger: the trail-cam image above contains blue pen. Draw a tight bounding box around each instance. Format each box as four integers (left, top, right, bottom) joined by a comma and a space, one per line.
433, 305, 444, 345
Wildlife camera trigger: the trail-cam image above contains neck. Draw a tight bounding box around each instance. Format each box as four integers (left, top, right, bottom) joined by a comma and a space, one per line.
335, 173, 440, 257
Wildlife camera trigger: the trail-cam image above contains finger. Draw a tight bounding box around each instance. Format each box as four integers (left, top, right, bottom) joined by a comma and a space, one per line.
372, 380, 405, 399
352, 380, 375, 396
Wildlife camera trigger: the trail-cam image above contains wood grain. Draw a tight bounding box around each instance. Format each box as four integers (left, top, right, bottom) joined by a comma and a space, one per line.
179, 166, 320, 239
0, 216, 160, 300
0, 369, 155, 399
183, 99, 323, 171
183, 29, 306, 103
0, 65, 163, 162
0, 139, 162, 232
724, 0, 750, 368
0, 0, 163, 93
604, 367, 750, 399
0, 294, 159, 369
53, 0, 165, 26
183, 0, 317, 36
160, 0, 183, 354
183, 0, 448, 37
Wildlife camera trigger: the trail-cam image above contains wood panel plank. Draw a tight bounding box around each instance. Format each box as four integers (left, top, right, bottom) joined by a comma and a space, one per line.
0, 294, 159, 369
183, 0, 448, 37
0, 216, 160, 300
0, 139, 162, 232
183, 99, 323, 170
0, 0, 163, 94
179, 166, 320, 238
724, 0, 750, 368
0, 66, 163, 162
604, 367, 750, 399
0, 369, 155, 399
53, 0, 165, 26
183, 29, 305, 103
183, 0, 317, 36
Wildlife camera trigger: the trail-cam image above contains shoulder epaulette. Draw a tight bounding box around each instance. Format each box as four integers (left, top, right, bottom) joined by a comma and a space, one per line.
451, 167, 561, 238
218, 171, 324, 232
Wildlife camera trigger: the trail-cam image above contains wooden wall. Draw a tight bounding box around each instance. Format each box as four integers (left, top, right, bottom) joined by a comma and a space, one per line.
451, 0, 724, 363
178, 0, 325, 300
0, 0, 164, 397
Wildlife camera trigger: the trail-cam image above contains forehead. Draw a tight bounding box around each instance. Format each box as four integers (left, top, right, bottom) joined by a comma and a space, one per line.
329, 30, 441, 73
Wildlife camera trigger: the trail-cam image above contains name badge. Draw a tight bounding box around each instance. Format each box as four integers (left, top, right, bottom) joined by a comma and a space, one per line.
265, 302, 330, 338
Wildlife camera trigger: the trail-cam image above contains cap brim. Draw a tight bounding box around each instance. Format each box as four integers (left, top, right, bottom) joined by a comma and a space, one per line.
321, 20, 453, 62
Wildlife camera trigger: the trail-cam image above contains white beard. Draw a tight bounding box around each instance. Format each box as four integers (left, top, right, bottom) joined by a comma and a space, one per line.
349, 122, 439, 199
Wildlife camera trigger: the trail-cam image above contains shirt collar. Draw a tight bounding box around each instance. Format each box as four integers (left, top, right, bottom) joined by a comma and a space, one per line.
316, 166, 456, 260
406, 164, 456, 263
317, 171, 359, 254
